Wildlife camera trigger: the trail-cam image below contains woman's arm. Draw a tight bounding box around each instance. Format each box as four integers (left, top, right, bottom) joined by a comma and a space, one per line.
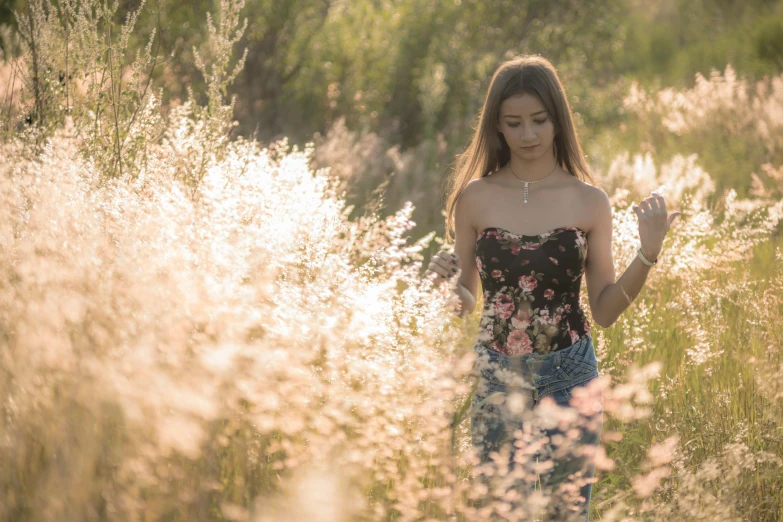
451, 182, 481, 318
450, 283, 475, 318
586, 188, 678, 328
593, 252, 654, 328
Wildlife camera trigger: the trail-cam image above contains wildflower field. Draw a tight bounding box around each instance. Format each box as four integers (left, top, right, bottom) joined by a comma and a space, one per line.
0, 0, 782, 520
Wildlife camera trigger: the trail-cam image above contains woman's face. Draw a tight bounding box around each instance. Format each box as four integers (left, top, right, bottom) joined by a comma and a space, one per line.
496, 93, 556, 158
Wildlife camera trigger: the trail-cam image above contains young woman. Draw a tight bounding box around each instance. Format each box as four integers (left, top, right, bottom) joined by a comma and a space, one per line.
425, 55, 679, 520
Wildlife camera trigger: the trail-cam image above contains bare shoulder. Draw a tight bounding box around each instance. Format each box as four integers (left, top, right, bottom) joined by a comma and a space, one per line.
575, 181, 611, 233
456, 177, 490, 208
464, 175, 501, 203
456, 179, 484, 217
467, 175, 495, 193
576, 180, 608, 202
455, 178, 485, 233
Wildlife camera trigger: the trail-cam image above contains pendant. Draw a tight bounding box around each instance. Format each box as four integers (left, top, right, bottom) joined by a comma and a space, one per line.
524, 182, 529, 203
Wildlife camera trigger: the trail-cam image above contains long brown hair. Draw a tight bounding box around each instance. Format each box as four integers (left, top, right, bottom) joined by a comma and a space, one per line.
443, 54, 596, 243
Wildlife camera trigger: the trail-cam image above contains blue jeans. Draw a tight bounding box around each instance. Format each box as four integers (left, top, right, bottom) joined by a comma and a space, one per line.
470, 334, 604, 522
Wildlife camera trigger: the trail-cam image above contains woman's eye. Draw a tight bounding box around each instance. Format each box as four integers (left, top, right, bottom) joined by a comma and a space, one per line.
508, 119, 547, 128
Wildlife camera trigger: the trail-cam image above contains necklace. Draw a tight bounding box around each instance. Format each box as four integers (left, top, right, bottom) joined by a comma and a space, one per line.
508, 163, 557, 203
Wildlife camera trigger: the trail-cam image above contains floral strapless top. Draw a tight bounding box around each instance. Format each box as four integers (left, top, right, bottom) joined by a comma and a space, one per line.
474, 225, 591, 355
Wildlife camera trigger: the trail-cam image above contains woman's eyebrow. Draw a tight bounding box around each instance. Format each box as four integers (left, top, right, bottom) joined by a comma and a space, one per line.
503, 110, 547, 118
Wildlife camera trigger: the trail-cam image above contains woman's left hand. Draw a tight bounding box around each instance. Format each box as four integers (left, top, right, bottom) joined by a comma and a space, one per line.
632, 190, 680, 261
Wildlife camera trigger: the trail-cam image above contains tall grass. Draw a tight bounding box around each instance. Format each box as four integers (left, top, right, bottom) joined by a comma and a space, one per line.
619, 64, 783, 202
1, 0, 782, 520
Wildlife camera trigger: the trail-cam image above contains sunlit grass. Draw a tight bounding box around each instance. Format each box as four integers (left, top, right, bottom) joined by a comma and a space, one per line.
1, 0, 783, 519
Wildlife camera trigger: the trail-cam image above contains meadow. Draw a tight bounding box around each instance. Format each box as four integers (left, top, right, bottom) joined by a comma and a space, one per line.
1, 0, 782, 520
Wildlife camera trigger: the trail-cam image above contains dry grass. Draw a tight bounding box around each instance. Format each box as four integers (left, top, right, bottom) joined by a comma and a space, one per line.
1, 1, 782, 520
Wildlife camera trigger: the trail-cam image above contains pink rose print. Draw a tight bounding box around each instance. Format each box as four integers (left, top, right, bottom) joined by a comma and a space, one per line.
536, 308, 554, 325
511, 306, 532, 323
494, 293, 515, 319
510, 314, 531, 331
475, 222, 590, 354
518, 275, 538, 293
506, 329, 534, 355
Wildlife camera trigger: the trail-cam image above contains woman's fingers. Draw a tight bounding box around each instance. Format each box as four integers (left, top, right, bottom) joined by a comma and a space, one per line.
427, 251, 459, 280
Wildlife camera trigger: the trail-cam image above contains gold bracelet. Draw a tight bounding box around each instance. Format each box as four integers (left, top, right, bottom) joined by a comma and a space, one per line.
619, 283, 633, 306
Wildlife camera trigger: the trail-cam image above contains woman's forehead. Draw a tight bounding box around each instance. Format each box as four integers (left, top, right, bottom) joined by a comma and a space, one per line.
500, 94, 546, 117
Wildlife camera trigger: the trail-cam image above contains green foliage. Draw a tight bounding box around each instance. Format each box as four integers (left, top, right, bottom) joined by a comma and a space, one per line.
755, 15, 783, 69
1, 0, 249, 192
4, 0, 165, 178
1, 0, 783, 520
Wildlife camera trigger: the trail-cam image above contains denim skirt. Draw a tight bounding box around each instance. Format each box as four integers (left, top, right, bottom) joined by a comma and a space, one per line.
469, 334, 604, 522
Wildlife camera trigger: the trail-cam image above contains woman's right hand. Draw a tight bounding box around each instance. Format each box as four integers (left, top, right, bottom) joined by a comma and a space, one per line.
425, 249, 471, 317
424, 249, 460, 285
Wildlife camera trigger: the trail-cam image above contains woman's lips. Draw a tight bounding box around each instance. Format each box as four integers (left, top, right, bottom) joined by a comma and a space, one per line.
521, 145, 539, 150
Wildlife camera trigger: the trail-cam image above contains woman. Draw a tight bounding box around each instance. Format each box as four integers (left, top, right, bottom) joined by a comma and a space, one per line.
425, 55, 679, 520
